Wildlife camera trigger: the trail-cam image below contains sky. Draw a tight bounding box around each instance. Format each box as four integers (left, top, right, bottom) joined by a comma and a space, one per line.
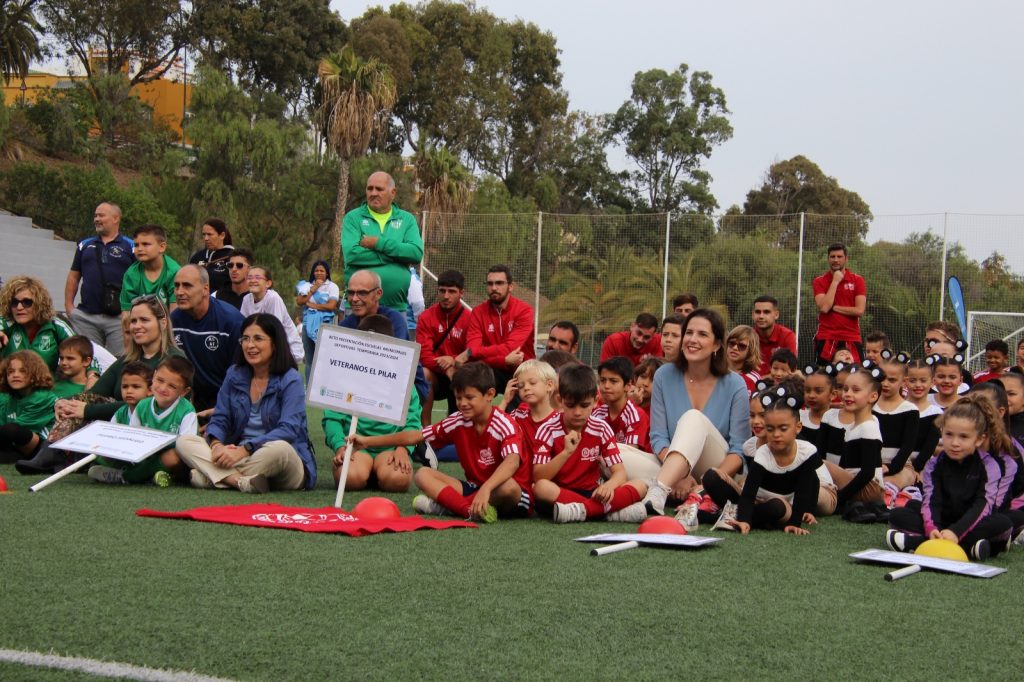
332, 0, 1024, 265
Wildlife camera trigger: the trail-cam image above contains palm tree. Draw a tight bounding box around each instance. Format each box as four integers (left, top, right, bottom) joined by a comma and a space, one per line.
415, 143, 473, 242
0, 0, 42, 84
318, 44, 397, 262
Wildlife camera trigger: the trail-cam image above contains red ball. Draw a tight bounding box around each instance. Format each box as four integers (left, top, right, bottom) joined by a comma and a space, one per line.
638, 516, 686, 535
352, 496, 401, 520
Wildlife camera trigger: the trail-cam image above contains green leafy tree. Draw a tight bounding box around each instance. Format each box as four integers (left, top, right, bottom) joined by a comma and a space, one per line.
605, 63, 732, 213
735, 155, 872, 249
415, 143, 472, 242
318, 44, 397, 263
0, 0, 43, 83
190, 0, 346, 109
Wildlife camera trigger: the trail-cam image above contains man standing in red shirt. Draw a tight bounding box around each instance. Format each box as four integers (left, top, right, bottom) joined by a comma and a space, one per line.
599, 313, 663, 367
460, 265, 535, 391
751, 295, 797, 376
416, 270, 471, 425
813, 242, 867, 364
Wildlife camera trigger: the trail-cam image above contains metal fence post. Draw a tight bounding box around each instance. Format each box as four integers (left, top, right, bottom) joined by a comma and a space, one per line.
662, 212, 671, 320
939, 212, 949, 320
420, 210, 428, 279
535, 211, 543, 342
794, 212, 805, 355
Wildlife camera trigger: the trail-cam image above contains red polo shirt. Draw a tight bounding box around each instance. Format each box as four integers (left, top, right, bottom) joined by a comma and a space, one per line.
813, 270, 866, 343
756, 323, 797, 376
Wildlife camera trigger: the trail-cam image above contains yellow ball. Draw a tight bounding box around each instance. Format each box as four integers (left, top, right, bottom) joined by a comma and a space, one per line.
914, 538, 969, 562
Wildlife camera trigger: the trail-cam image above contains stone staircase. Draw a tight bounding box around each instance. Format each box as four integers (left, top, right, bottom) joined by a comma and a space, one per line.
0, 211, 79, 312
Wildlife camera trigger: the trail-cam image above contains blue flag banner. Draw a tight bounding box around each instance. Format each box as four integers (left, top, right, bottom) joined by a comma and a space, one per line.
947, 276, 967, 337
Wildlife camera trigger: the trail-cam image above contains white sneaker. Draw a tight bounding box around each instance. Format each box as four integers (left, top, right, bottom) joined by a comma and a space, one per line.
606, 501, 648, 523
189, 469, 214, 489
553, 501, 587, 523
1012, 528, 1024, 548
642, 481, 670, 516
712, 501, 739, 531
87, 465, 124, 485
413, 494, 447, 516
674, 493, 701, 532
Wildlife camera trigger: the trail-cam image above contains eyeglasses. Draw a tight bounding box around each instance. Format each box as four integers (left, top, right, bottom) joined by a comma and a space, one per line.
239, 335, 270, 345
346, 288, 378, 299
11, 298, 33, 309
228, 262, 248, 270
727, 340, 749, 351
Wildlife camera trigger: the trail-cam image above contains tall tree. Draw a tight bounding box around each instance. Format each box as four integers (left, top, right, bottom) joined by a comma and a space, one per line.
40, 0, 189, 85
318, 44, 396, 263
0, 0, 43, 83
415, 143, 472, 242
606, 63, 732, 213
190, 0, 346, 110
733, 155, 872, 249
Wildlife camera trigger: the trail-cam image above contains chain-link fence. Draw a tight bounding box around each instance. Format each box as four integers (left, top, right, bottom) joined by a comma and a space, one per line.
419, 211, 1024, 367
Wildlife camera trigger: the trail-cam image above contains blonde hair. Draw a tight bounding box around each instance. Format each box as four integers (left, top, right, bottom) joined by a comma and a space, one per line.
727, 325, 761, 374
0, 275, 55, 326
514, 359, 557, 385
125, 297, 176, 363
0, 350, 54, 392
938, 393, 1013, 455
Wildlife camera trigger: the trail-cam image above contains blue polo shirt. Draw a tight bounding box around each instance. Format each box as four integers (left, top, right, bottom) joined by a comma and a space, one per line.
70, 234, 136, 314
171, 297, 244, 408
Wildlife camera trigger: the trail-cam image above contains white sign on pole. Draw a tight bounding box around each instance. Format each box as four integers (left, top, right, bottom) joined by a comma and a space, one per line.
849, 549, 1007, 579
51, 421, 177, 463
306, 324, 421, 427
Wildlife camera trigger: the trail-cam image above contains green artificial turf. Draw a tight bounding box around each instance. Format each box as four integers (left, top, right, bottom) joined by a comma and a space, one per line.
1, 408, 1020, 680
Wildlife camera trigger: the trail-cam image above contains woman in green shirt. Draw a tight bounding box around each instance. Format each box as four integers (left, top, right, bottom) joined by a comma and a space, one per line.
0, 275, 75, 374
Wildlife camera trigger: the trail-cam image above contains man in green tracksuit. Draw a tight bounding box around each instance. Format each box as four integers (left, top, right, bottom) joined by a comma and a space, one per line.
341, 171, 424, 312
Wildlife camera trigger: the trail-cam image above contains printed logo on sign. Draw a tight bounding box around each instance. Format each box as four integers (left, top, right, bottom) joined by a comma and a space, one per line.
580, 445, 600, 462
320, 387, 326, 396
346, 393, 354, 402
251, 513, 357, 525
479, 447, 495, 466
204, 335, 220, 351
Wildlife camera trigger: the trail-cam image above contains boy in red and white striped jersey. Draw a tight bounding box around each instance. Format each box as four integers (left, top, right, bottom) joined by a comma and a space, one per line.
349, 362, 531, 522
532, 364, 649, 523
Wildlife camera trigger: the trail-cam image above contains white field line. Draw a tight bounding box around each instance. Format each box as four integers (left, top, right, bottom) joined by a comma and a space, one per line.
0, 648, 238, 682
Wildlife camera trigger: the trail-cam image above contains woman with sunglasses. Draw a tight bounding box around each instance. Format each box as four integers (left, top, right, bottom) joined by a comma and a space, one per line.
725, 325, 762, 395
295, 259, 340, 382
0, 275, 76, 374
176, 314, 316, 492
188, 218, 235, 293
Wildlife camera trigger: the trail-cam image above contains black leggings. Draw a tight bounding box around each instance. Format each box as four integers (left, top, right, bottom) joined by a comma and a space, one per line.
890, 500, 1012, 556
0, 423, 37, 463
702, 470, 789, 528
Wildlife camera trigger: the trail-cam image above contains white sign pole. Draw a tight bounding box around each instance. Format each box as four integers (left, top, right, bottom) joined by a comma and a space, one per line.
30, 454, 97, 493
333, 417, 359, 509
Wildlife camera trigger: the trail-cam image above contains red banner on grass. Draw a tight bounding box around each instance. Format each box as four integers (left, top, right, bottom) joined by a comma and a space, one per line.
137, 503, 477, 536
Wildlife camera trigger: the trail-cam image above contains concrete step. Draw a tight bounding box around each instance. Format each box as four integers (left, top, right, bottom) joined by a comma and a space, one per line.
0, 215, 34, 231
0, 225, 60, 242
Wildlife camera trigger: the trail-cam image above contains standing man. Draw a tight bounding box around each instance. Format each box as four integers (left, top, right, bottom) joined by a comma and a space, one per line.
461, 265, 536, 391
545, 321, 579, 356
599, 313, 663, 367
416, 270, 471, 424
341, 171, 424, 312
751, 295, 797, 376
64, 202, 135, 356
813, 242, 867, 364
212, 249, 254, 310
171, 265, 244, 413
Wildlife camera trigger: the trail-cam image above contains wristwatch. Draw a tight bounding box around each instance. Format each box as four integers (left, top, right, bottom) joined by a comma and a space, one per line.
242, 442, 255, 455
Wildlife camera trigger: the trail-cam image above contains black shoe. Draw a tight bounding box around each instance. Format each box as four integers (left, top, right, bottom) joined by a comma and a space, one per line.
14, 445, 62, 475
969, 539, 991, 562
885, 529, 908, 552
409, 443, 437, 469
843, 501, 877, 524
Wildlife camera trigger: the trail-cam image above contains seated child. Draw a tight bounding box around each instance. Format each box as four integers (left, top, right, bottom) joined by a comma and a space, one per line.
0, 350, 57, 463
703, 386, 822, 535
88, 356, 197, 486
349, 362, 532, 523
863, 331, 889, 364
906, 359, 942, 477
532, 364, 649, 523
929, 355, 964, 409
323, 315, 422, 492
501, 359, 558, 458
1000, 372, 1024, 445
594, 356, 651, 452
800, 366, 835, 450
628, 357, 665, 418
874, 357, 919, 498
53, 336, 94, 398
832, 347, 855, 365
768, 348, 799, 386
887, 394, 1013, 561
